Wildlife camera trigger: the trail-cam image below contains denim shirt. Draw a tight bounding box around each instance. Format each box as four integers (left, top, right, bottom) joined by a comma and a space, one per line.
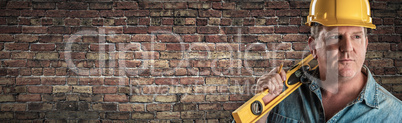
266, 66, 402, 123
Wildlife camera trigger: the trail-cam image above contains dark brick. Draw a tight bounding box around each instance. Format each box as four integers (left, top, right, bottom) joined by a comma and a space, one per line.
56, 102, 78, 111
106, 112, 130, 119
15, 112, 39, 119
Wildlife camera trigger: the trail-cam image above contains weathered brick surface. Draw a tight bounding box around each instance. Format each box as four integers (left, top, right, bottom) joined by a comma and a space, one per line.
0, 0, 400, 122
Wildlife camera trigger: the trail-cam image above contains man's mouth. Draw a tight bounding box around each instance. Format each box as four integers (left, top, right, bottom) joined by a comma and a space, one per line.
339, 59, 354, 62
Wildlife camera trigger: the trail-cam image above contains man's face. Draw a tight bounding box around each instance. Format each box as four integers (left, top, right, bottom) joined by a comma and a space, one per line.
309, 26, 368, 82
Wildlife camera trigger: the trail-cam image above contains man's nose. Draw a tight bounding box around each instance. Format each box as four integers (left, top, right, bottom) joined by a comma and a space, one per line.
339, 37, 353, 52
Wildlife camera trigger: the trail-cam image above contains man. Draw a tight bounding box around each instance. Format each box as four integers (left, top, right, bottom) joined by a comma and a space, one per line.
255, 0, 402, 122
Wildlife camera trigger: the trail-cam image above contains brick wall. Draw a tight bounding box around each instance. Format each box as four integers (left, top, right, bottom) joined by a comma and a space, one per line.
0, 0, 401, 122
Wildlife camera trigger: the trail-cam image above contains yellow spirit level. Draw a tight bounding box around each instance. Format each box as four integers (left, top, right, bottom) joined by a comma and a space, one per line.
232, 54, 317, 123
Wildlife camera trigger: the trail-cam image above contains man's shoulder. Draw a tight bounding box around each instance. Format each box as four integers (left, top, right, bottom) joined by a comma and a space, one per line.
376, 83, 402, 106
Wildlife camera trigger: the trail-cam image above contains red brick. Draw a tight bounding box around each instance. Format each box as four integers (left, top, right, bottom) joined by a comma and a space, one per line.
124, 10, 149, 17
293, 42, 309, 51
147, 104, 171, 111
59, 52, 86, 60
369, 59, 394, 67
22, 26, 47, 34
372, 26, 394, 34
180, 35, 203, 43
93, 86, 117, 94
368, 43, 390, 51
18, 18, 30, 25
286, 51, 308, 59
92, 18, 103, 26
197, 26, 220, 34
31, 44, 55, 51
142, 86, 168, 94
266, 1, 290, 9
39, 35, 63, 43
276, 9, 301, 16
41, 77, 66, 85
181, 95, 205, 103
4, 60, 26, 67
27, 86, 52, 93
189, 2, 211, 9
156, 34, 181, 42
290, 1, 310, 8
155, 78, 179, 85
64, 18, 80, 26
90, 2, 112, 10
162, 18, 174, 25
46, 10, 69, 17
0, 77, 15, 85
15, 77, 40, 85
141, 42, 166, 51
134, 51, 159, 59
199, 103, 220, 110
283, 34, 308, 42
164, 2, 187, 9
0, 34, 13, 42
21, 10, 46, 17
1, 103, 26, 111
79, 78, 104, 85
275, 26, 299, 33
124, 27, 148, 34
139, 18, 150, 25
229, 94, 252, 101
212, 2, 235, 10
249, 26, 274, 34
240, 2, 264, 9
105, 77, 129, 85
173, 26, 196, 34
0, 51, 10, 59
114, 2, 139, 9
131, 34, 152, 42
114, 18, 127, 25
32, 2, 55, 9
381, 35, 401, 43
199, 10, 222, 17
104, 94, 128, 102
0, 10, 20, 17
222, 103, 243, 111
222, 27, 249, 34
4, 43, 29, 51
69, 10, 99, 18
17, 94, 41, 102
205, 35, 227, 43
148, 26, 172, 33
116, 43, 140, 51
6, 1, 31, 9
15, 35, 38, 43
197, 18, 208, 26
48, 26, 71, 34
222, 10, 249, 18
180, 77, 204, 85
57, 2, 87, 10
140, 2, 163, 9
0, 26, 21, 34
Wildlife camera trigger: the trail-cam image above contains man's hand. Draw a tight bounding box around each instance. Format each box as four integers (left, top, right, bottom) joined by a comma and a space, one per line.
255, 66, 287, 123
256, 66, 287, 105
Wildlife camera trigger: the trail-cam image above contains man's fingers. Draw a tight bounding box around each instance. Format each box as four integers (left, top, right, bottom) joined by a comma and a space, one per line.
280, 69, 287, 81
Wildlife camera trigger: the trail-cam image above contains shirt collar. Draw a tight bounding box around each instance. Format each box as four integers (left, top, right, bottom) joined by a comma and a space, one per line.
359, 65, 379, 108
308, 65, 379, 108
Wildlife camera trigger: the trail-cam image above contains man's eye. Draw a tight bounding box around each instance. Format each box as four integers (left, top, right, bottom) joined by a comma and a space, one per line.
354, 35, 361, 39
328, 35, 341, 40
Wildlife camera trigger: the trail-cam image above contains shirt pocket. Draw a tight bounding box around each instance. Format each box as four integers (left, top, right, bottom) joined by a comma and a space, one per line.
268, 112, 303, 123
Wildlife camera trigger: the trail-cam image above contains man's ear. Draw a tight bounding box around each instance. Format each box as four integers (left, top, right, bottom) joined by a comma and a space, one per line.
308, 36, 317, 58
365, 36, 369, 49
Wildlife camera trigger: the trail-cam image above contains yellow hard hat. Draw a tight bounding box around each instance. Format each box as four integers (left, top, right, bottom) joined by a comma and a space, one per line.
305, 0, 376, 29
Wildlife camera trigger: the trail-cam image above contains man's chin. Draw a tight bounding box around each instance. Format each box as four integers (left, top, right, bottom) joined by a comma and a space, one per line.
338, 70, 357, 80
